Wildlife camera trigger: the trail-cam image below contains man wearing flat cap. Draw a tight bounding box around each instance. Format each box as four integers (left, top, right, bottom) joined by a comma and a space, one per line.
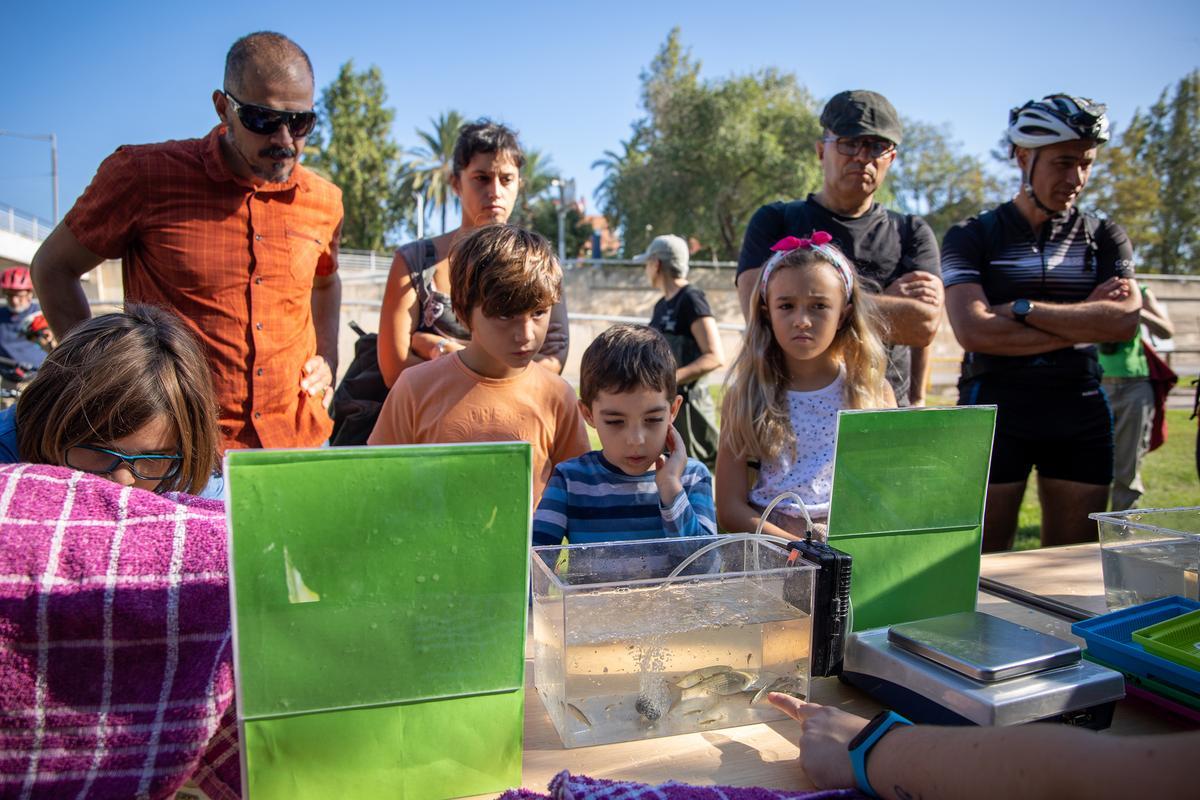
736, 90, 943, 405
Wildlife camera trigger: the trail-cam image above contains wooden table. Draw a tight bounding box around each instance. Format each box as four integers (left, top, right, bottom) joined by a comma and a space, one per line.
475, 544, 1194, 798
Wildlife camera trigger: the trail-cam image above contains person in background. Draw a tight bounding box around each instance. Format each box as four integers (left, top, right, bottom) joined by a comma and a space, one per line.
533, 324, 716, 546
736, 90, 942, 407
31, 31, 342, 452
369, 225, 588, 504
643, 234, 725, 469
1, 304, 220, 495
768, 693, 1192, 799
1100, 285, 1174, 510
20, 311, 56, 353
377, 120, 568, 388
717, 233, 893, 539
942, 95, 1141, 551
0, 267, 47, 408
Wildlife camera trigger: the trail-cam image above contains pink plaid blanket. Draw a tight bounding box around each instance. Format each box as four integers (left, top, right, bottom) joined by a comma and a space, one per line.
500, 771, 866, 799
0, 464, 240, 800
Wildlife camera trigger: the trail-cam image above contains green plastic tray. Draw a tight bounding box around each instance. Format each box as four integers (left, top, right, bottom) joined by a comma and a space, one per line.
1133, 608, 1200, 671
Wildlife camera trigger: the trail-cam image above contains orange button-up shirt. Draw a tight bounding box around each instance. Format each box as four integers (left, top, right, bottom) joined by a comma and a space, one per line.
65, 126, 343, 451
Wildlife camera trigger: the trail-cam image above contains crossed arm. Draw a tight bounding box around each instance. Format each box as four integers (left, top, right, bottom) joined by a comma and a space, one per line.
946, 277, 1142, 356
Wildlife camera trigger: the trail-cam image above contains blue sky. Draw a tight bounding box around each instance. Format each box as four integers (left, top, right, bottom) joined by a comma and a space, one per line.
3, 0, 1197, 230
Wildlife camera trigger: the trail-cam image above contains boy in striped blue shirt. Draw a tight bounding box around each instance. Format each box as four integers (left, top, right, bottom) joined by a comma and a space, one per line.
533, 324, 716, 546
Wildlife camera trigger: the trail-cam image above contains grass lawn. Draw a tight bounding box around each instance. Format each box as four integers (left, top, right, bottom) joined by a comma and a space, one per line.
1014, 409, 1199, 550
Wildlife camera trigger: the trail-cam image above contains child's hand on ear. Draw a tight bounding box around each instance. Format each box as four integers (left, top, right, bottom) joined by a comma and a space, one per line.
655, 426, 687, 504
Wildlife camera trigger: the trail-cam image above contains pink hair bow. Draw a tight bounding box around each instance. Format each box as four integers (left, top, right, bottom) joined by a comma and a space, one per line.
770, 231, 833, 252
760, 231, 853, 302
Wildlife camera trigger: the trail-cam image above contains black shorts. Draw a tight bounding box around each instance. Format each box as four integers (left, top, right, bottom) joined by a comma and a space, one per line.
959, 371, 1113, 486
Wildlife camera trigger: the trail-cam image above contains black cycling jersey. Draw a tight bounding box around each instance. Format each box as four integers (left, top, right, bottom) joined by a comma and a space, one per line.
943, 201, 1134, 486
941, 201, 1134, 378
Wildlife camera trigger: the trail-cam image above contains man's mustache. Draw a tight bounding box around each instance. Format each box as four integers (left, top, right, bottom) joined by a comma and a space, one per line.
260, 146, 296, 160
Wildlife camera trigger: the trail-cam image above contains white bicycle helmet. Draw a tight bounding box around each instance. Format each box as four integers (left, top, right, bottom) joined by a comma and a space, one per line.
1008, 94, 1110, 152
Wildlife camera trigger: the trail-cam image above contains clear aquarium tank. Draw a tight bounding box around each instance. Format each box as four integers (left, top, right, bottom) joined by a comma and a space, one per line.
531, 535, 816, 748
1092, 507, 1200, 610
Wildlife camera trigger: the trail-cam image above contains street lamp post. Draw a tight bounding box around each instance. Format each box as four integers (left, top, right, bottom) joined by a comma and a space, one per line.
0, 130, 59, 223
550, 179, 566, 262
412, 191, 425, 242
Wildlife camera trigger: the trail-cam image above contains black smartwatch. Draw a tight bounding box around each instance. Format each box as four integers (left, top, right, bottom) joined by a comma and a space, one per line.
1012, 298, 1034, 325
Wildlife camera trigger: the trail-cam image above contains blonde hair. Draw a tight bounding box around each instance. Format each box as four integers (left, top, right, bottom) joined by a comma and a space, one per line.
722, 248, 890, 463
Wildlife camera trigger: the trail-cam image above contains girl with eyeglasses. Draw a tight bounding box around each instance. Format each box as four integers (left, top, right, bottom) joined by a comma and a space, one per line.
0, 304, 220, 494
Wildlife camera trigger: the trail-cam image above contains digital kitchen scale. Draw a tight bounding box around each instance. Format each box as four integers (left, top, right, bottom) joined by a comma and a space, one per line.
841, 611, 1125, 728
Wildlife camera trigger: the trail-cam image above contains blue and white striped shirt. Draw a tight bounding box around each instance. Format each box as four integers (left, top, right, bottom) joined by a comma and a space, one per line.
532, 450, 716, 546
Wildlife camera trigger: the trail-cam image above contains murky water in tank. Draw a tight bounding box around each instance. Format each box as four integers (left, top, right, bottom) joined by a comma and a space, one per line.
534, 577, 811, 748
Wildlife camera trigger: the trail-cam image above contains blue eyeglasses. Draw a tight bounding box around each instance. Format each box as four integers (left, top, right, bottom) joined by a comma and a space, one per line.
66, 444, 183, 481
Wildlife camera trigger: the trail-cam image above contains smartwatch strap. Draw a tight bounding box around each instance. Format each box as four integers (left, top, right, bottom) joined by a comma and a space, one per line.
849, 710, 912, 798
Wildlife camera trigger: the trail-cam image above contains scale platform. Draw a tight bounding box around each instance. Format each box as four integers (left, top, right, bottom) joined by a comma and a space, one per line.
841, 611, 1125, 728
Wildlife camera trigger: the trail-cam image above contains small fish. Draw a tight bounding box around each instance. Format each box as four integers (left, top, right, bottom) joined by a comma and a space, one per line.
684, 669, 756, 698
676, 664, 732, 689
752, 676, 806, 706
566, 702, 592, 729
751, 678, 784, 706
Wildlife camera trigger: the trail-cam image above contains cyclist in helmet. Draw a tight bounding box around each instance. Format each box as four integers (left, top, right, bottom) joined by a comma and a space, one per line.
0, 266, 48, 408
941, 94, 1141, 552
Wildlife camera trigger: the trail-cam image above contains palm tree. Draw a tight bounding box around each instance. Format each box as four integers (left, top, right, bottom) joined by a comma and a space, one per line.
514, 147, 560, 226
408, 111, 465, 235
591, 136, 640, 213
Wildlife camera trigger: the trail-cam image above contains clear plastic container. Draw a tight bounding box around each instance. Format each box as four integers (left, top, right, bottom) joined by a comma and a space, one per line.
1091, 507, 1200, 610
530, 535, 816, 748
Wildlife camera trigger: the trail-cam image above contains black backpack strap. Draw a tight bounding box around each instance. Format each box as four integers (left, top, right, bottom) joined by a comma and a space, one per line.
397, 239, 435, 311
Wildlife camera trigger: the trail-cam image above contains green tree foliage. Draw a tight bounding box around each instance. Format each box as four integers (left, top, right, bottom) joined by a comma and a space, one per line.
887, 120, 1006, 241
406, 111, 466, 235
1084, 115, 1162, 264
1085, 71, 1199, 273
305, 62, 402, 251
596, 29, 822, 260
510, 147, 560, 228
526, 202, 594, 259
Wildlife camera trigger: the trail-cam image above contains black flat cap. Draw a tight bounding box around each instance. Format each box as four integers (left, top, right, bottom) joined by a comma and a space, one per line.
820, 90, 903, 145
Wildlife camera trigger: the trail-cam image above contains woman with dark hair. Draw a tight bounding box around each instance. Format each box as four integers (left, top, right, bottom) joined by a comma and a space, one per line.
0, 303, 221, 494
377, 120, 569, 387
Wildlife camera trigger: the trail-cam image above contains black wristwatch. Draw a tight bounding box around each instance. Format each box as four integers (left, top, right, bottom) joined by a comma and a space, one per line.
1012, 298, 1034, 325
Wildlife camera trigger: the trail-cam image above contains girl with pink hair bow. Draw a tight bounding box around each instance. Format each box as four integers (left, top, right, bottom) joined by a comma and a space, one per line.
716, 232, 894, 538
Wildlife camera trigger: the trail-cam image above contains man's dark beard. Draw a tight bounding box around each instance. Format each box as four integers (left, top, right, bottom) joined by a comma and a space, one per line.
255, 146, 296, 181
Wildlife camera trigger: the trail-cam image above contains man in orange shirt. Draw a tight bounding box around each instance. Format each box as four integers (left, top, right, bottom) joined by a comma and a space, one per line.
31, 31, 343, 451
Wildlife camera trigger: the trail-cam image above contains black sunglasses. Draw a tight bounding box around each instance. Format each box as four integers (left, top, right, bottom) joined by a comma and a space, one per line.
223, 91, 317, 138
66, 444, 183, 482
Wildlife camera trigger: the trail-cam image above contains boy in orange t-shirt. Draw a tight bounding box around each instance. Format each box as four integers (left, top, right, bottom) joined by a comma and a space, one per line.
369, 225, 589, 502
